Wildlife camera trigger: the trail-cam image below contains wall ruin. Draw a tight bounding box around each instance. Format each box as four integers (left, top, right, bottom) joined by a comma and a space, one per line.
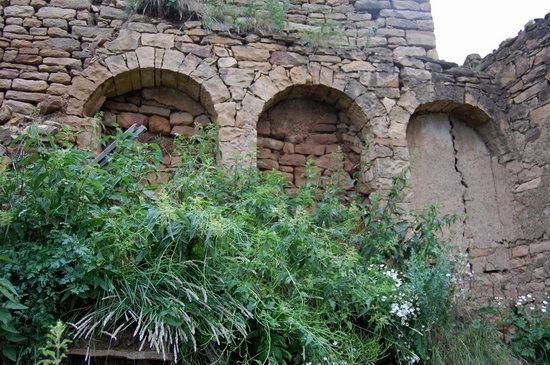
0, 0, 549, 306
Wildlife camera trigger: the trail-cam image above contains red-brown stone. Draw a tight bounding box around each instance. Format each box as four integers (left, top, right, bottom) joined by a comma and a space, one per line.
117, 112, 148, 129
310, 134, 339, 145
295, 143, 325, 156
149, 115, 171, 135
171, 126, 196, 137
279, 154, 306, 166
258, 159, 279, 170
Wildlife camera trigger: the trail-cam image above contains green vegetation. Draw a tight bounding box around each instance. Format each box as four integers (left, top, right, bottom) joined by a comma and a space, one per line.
0, 271, 27, 363
125, 0, 290, 33
493, 295, 550, 363
428, 316, 518, 365
302, 21, 339, 50
123, 0, 354, 48
0, 124, 533, 364
37, 321, 71, 365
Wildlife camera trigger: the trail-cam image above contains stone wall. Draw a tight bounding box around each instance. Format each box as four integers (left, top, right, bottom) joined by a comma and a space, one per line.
257, 96, 363, 193
475, 15, 550, 302
0, 0, 548, 305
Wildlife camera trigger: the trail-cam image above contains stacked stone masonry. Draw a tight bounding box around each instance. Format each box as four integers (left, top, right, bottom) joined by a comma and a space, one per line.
0, 0, 548, 307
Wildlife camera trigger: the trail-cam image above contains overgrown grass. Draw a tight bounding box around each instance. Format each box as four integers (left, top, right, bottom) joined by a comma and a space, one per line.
123, 0, 364, 49
0, 125, 523, 364
125, 0, 290, 33
428, 316, 517, 365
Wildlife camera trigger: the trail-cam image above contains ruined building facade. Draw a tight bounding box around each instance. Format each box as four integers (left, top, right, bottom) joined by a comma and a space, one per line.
0, 0, 549, 306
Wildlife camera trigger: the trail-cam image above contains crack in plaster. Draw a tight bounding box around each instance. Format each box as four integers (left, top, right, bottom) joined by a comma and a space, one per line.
449, 116, 469, 248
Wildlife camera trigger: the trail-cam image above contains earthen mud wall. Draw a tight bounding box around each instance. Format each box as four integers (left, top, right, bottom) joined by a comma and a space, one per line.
0, 0, 549, 306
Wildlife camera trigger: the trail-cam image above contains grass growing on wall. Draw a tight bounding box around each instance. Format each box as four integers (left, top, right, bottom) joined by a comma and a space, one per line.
125, 0, 291, 33
122, 0, 355, 48
0, 124, 524, 364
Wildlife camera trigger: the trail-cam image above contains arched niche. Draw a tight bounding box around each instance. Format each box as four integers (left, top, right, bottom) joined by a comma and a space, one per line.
99, 86, 215, 182
70, 51, 222, 183
256, 84, 370, 194
406, 101, 518, 255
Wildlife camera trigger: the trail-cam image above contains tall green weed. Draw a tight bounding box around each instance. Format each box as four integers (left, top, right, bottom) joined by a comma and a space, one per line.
0, 124, 519, 364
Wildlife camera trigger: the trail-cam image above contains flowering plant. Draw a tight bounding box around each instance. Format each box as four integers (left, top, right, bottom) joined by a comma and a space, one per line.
499, 293, 550, 362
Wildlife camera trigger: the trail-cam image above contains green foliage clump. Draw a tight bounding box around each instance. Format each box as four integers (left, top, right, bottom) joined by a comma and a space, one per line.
427, 317, 518, 365
302, 21, 338, 50
123, 0, 361, 48
0, 124, 521, 364
493, 295, 550, 363
0, 272, 27, 363
37, 321, 71, 365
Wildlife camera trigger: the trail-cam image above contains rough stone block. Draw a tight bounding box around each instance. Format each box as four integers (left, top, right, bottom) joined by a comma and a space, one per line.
99, 6, 127, 20
12, 79, 48, 92
530, 102, 550, 124
406, 30, 436, 48
117, 112, 148, 128
220, 68, 254, 88
142, 33, 175, 48
50, 0, 90, 9
36, 7, 76, 19
279, 154, 306, 166
72, 26, 114, 38
170, 112, 194, 126
43, 57, 81, 69
295, 143, 325, 155
139, 105, 171, 117
0, 80, 13, 90
232, 46, 270, 62
171, 125, 196, 137
149, 115, 171, 135
4, 5, 35, 17
3, 99, 35, 114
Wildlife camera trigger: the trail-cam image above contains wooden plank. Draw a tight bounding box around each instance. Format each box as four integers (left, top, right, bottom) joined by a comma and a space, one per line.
91, 124, 146, 166
68, 348, 174, 361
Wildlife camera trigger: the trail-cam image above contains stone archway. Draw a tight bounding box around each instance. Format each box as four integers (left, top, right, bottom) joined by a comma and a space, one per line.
255, 83, 371, 194
407, 100, 519, 249
66, 48, 230, 119
65, 48, 233, 181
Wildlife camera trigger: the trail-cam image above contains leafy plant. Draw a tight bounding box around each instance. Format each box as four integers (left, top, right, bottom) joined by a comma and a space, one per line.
37, 321, 71, 365
266, 0, 290, 32
0, 123, 522, 364
124, 0, 290, 34
0, 272, 27, 363
499, 295, 550, 363
301, 21, 338, 50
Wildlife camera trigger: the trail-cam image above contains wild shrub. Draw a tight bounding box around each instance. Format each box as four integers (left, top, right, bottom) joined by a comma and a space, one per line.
427, 317, 518, 365
0, 125, 520, 364
0, 273, 27, 363
487, 295, 550, 363
37, 321, 71, 365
